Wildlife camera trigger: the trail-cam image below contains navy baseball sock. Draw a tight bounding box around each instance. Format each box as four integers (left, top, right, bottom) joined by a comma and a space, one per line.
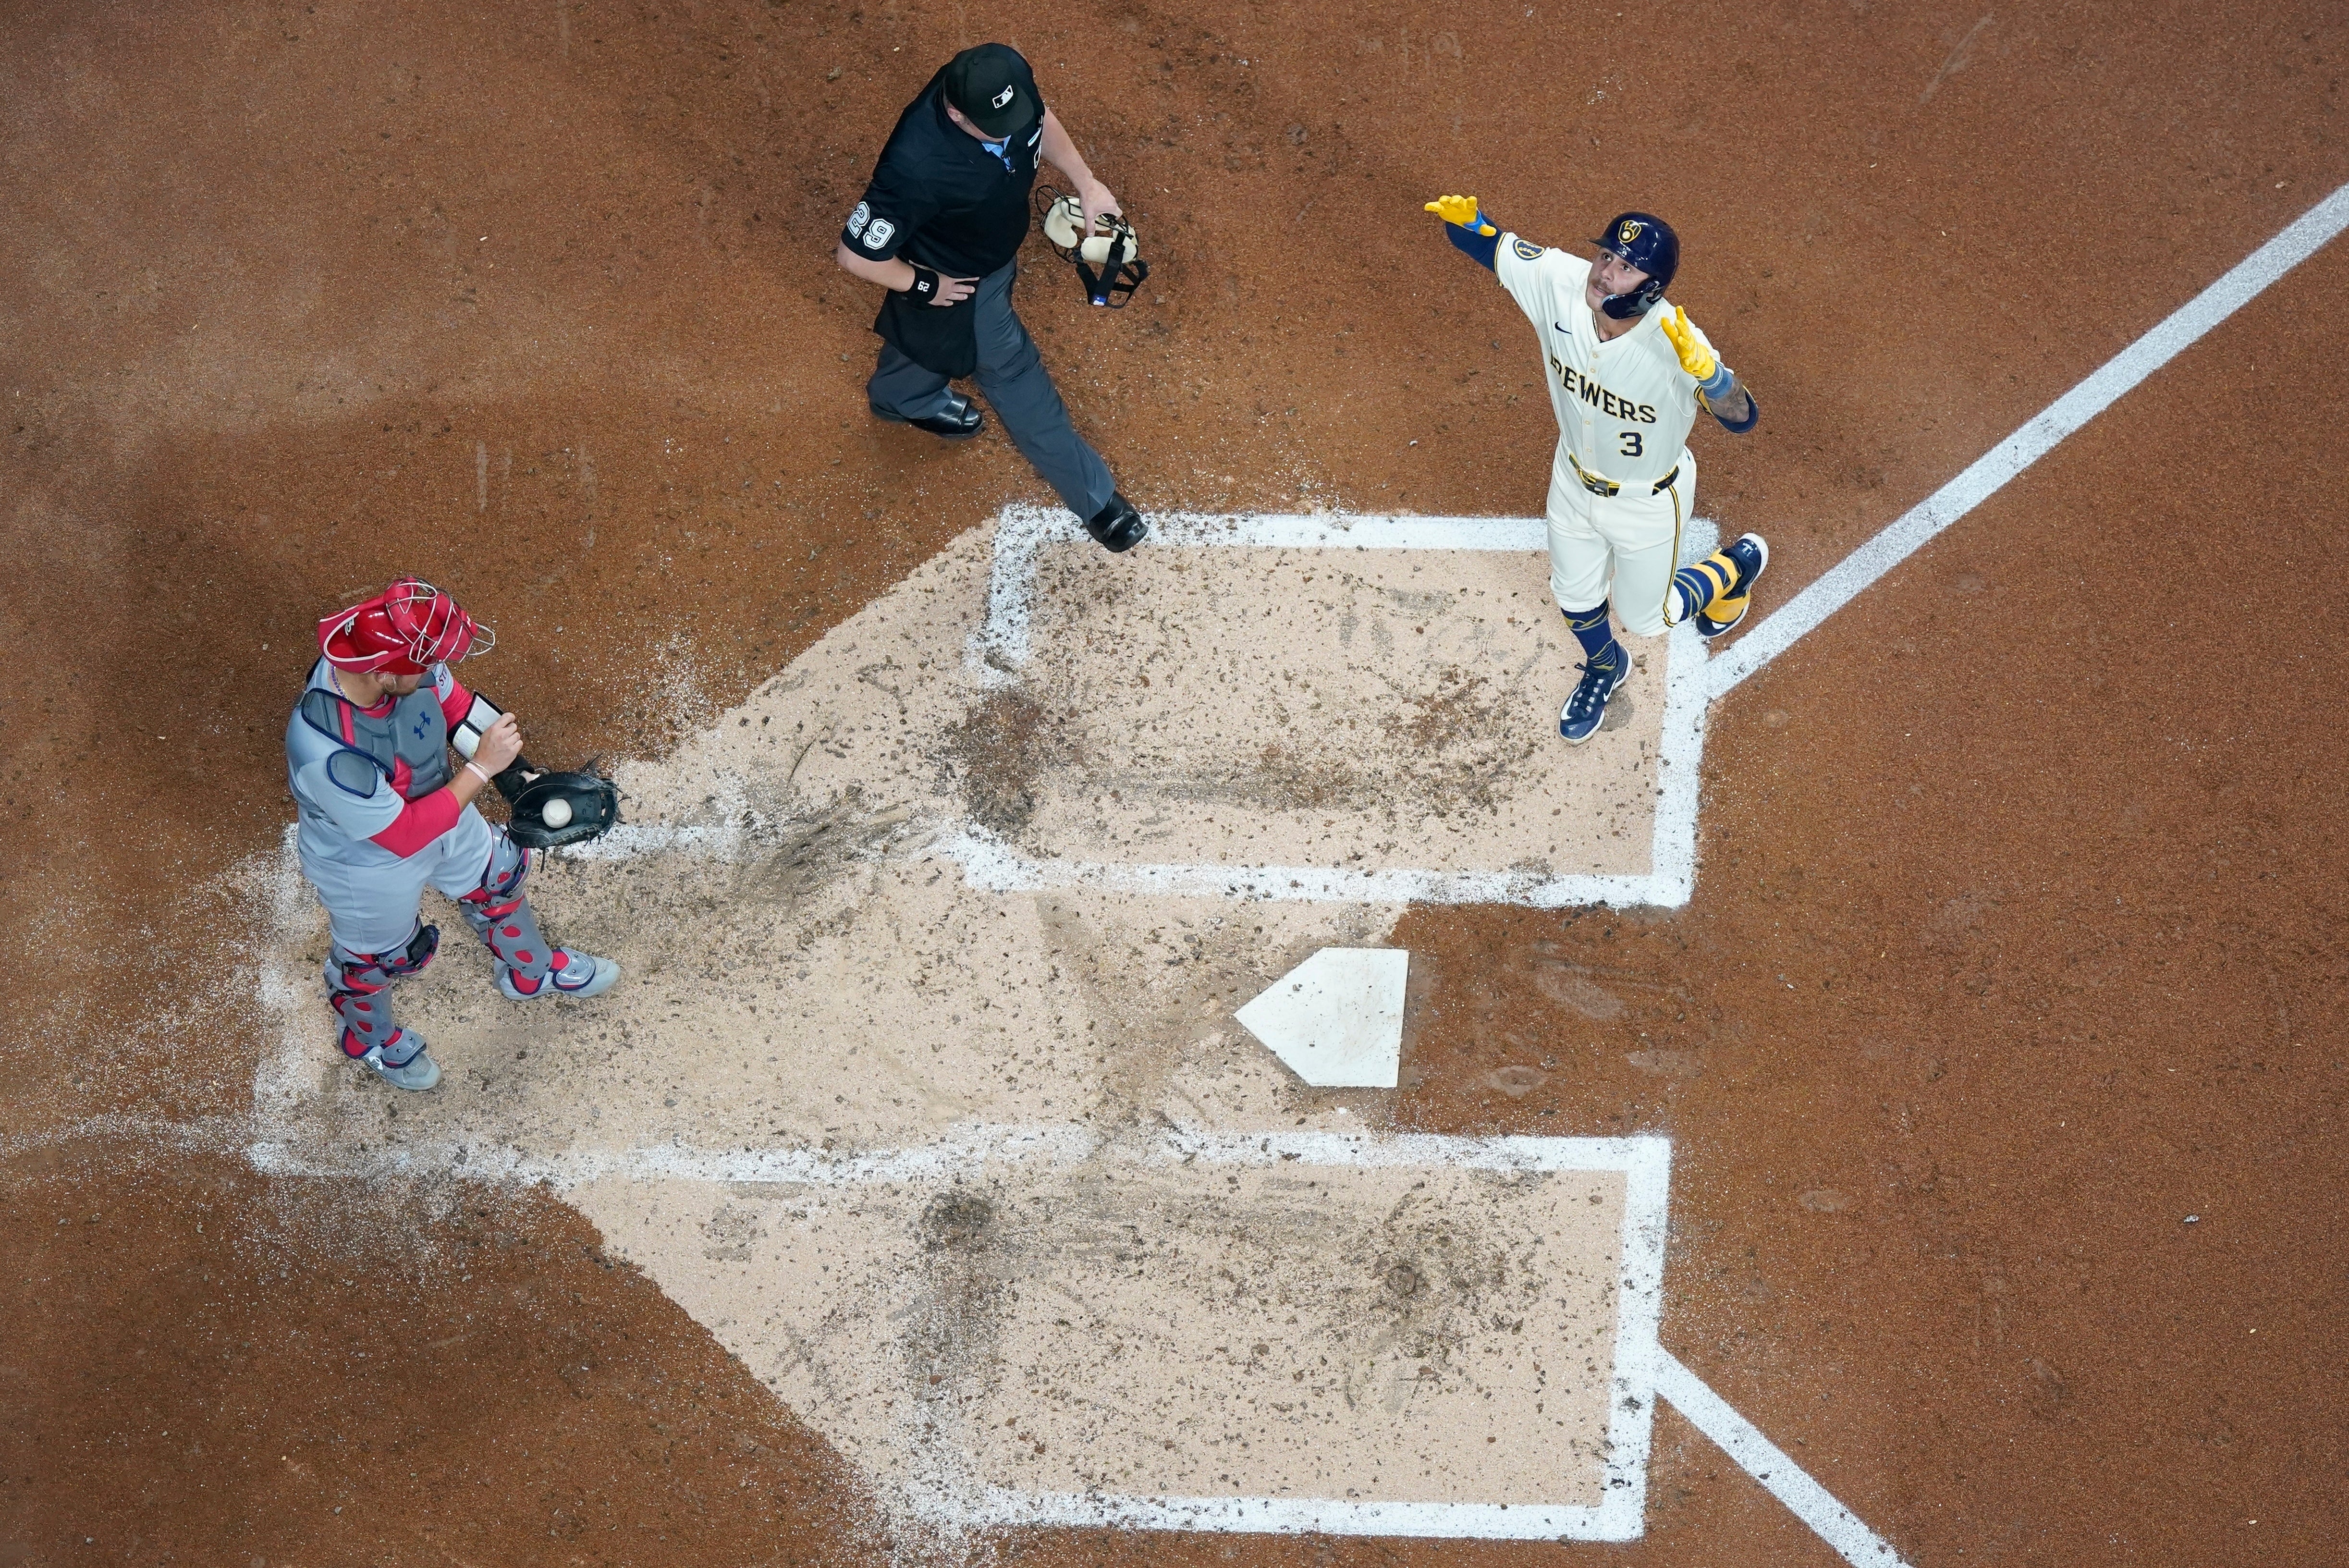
1563, 603, 1621, 668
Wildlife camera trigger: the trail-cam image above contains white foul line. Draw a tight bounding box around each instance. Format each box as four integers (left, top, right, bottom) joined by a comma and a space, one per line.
1707, 179, 2349, 699
1655, 1350, 1913, 1568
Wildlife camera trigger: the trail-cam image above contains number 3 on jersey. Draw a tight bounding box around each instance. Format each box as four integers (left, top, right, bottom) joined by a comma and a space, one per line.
1619, 430, 1644, 458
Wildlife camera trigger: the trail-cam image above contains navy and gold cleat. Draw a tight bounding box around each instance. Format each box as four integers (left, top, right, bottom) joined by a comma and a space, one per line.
1688, 532, 1770, 639
1558, 647, 1632, 746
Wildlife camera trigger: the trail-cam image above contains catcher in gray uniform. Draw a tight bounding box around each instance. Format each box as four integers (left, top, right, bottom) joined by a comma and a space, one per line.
284, 578, 621, 1090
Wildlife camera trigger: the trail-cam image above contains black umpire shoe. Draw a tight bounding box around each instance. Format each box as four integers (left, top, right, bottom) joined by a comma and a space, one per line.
1086, 492, 1148, 552
869, 390, 984, 440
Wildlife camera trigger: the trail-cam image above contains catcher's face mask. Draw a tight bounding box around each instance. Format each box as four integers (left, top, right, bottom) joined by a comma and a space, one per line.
1035, 190, 1148, 307
319, 577, 494, 675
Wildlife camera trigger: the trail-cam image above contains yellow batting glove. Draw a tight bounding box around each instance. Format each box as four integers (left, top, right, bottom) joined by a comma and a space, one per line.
1423, 194, 1496, 236
1659, 306, 1718, 380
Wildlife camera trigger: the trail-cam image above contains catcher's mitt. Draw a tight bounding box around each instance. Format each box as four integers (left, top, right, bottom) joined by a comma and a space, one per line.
494, 756, 621, 849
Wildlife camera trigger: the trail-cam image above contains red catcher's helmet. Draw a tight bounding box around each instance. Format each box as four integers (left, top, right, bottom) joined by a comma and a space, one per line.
317, 578, 493, 675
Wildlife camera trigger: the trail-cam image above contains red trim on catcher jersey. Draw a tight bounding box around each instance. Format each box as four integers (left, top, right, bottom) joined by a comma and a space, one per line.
368, 786, 462, 858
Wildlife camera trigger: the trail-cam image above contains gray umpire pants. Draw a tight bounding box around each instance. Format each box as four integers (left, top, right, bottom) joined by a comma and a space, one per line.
866, 261, 1117, 523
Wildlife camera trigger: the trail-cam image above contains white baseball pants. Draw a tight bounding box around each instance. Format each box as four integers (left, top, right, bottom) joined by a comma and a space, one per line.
1544, 447, 1696, 637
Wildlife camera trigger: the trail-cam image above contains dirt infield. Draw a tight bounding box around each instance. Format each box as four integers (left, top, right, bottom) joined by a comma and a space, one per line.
6, 0, 2348, 1564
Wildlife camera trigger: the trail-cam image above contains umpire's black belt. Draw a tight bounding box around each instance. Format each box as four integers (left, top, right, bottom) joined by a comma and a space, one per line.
1568, 451, 1678, 499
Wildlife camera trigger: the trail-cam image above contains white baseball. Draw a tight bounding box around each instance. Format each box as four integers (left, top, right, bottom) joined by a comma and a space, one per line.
539, 796, 574, 829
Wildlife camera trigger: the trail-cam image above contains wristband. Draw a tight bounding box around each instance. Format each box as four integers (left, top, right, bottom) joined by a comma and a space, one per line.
907, 264, 941, 302
1698, 361, 1736, 400
1712, 385, 1761, 433
465, 761, 495, 786
1444, 220, 1501, 271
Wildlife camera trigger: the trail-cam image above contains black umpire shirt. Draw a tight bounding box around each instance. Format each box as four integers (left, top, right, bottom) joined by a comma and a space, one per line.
841, 51, 1046, 280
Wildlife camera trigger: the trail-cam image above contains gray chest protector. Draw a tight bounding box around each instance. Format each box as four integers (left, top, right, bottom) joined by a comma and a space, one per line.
298, 684, 453, 800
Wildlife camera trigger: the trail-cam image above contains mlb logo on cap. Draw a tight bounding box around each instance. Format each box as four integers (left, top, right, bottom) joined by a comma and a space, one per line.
944, 43, 1037, 137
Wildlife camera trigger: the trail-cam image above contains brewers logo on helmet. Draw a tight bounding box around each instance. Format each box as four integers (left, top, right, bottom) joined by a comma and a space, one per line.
1592, 211, 1679, 319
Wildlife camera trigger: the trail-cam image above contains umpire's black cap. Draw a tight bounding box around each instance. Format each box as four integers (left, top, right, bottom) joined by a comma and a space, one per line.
943, 43, 1037, 138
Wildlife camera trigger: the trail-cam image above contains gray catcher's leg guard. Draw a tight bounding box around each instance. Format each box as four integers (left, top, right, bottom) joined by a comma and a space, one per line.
326, 920, 440, 1066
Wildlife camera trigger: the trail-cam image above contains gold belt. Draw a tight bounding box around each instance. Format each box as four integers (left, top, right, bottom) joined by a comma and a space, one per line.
1569, 452, 1679, 499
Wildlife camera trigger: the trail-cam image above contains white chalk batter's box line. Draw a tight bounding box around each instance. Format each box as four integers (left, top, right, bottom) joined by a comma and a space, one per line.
956, 1129, 1672, 1541
242, 1105, 1902, 1559
951, 505, 1714, 911
248, 1120, 1671, 1541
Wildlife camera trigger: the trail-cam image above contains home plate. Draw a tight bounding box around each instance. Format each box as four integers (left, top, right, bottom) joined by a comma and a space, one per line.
1236, 947, 1409, 1088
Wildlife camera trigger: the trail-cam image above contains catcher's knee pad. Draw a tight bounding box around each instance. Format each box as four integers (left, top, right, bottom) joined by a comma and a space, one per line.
326, 922, 438, 1060
471, 828, 530, 905
460, 831, 554, 980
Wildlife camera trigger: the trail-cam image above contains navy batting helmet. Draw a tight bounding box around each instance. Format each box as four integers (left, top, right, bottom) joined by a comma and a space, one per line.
1591, 212, 1678, 319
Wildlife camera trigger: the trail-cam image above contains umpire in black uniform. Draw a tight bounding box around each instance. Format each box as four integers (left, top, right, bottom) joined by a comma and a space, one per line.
834, 42, 1147, 552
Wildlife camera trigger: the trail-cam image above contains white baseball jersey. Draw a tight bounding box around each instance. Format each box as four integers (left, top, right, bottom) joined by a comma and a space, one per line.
1493, 233, 1711, 493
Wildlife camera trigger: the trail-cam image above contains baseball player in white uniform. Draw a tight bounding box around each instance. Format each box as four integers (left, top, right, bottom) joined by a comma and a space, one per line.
1426, 195, 1767, 742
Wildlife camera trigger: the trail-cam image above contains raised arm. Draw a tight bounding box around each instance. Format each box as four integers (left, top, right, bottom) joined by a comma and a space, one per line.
1425, 194, 1501, 270
1659, 307, 1759, 432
